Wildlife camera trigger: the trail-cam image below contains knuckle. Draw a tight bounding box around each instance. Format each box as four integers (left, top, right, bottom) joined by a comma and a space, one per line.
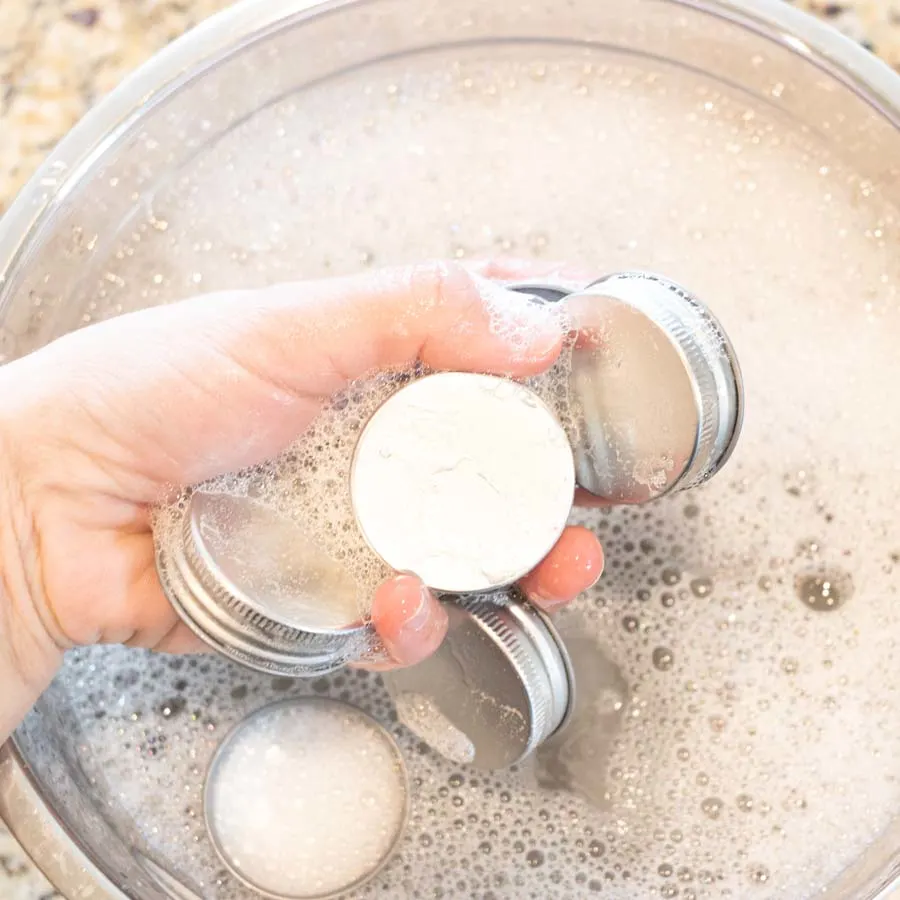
407, 260, 475, 312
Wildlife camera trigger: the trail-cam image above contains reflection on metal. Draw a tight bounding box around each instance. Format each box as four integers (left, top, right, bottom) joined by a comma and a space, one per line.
510, 272, 744, 505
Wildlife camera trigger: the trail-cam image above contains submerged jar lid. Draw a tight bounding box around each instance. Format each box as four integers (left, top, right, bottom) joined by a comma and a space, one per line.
155, 490, 367, 677
510, 271, 744, 504
385, 590, 575, 770
204, 698, 409, 900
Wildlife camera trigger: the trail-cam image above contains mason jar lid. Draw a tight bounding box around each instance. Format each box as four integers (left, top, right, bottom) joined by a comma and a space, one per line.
510, 271, 744, 504
385, 590, 575, 770
155, 489, 367, 677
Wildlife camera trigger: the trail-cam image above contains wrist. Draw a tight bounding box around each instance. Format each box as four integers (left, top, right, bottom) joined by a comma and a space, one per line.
0, 417, 62, 743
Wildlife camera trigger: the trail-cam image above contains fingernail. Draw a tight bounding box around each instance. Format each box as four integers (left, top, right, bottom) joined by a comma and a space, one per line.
586, 555, 605, 590
520, 576, 565, 612
535, 591, 569, 612
385, 578, 449, 666
397, 583, 434, 640
583, 542, 606, 590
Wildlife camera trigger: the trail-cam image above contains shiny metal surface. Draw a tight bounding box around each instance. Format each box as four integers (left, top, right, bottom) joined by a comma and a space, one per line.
565, 271, 743, 504
156, 490, 366, 677
510, 272, 744, 505
0, 0, 898, 896
386, 591, 574, 770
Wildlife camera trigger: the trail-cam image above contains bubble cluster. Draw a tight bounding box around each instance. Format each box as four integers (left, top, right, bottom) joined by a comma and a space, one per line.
393, 693, 476, 766
151, 368, 407, 662
794, 568, 853, 612
15, 43, 900, 900
205, 698, 407, 898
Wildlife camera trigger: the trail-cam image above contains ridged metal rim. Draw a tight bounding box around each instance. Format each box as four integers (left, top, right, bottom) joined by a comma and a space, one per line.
0, 0, 897, 897
456, 595, 575, 764
530, 605, 577, 738
155, 498, 362, 677
584, 270, 745, 496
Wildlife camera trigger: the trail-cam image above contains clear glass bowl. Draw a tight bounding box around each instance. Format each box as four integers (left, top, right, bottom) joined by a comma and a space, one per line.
1, 0, 900, 898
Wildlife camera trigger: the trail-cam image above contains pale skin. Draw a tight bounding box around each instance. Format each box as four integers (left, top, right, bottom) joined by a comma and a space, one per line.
0, 259, 605, 743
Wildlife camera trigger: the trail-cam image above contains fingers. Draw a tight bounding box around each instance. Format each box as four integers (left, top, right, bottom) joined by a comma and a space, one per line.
237, 262, 566, 396
466, 257, 598, 288
364, 573, 449, 670
467, 258, 606, 352
359, 526, 603, 672
106, 544, 210, 655
7, 262, 565, 494
519, 526, 604, 612
281, 262, 566, 383
574, 487, 614, 508
152, 622, 210, 656
140, 538, 601, 669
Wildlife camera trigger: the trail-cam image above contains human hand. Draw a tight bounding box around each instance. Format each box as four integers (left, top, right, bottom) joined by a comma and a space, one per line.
468, 257, 614, 508
0, 261, 604, 740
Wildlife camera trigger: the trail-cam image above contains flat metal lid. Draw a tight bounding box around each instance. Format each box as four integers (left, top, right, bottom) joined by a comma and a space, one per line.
204, 698, 409, 899
386, 591, 574, 770
350, 372, 575, 593
511, 272, 743, 504
187, 491, 361, 633
156, 490, 366, 677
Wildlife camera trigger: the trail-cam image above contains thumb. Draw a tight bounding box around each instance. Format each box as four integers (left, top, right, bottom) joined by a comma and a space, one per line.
366, 573, 449, 669
3, 261, 564, 494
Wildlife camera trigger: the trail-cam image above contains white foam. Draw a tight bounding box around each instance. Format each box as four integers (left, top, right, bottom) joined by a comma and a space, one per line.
30, 44, 900, 900
205, 699, 407, 898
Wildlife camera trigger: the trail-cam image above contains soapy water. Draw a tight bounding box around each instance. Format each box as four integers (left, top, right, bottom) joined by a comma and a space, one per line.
392, 693, 476, 766
205, 699, 408, 898
14, 43, 900, 900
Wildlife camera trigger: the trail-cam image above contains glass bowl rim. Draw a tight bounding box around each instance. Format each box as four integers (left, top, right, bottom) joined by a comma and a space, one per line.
0, 0, 899, 315
1, 0, 899, 898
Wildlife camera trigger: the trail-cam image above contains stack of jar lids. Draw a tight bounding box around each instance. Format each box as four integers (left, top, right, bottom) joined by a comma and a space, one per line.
156, 490, 367, 677
509, 271, 743, 504
155, 270, 743, 770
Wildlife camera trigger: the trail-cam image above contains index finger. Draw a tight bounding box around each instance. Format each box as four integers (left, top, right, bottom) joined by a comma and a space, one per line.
465, 257, 597, 288
4, 261, 567, 492
466, 258, 605, 352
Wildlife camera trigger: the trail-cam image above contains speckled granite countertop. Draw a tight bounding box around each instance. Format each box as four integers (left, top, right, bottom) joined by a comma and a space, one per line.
1, 0, 900, 897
